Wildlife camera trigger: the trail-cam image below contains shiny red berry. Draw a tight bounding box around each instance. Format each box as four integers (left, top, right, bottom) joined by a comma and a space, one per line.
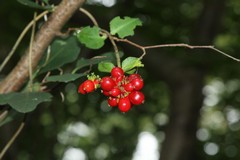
101, 77, 115, 91
118, 96, 131, 112
78, 83, 86, 94
113, 76, 124, 85
109, 88, 121, 97
128, 74, 141, 81
131, 78, 144, 90
111, 67, 124, 78
108, 97, 118, 107
124, 83, 134, 92
102, 90, 110, 96
129, 91, 145, 105
82, 80, 95, 93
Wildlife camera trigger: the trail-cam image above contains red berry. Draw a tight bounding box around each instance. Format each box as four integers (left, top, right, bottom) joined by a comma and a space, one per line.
78, 83, 86, 94
102, 90, 110, 96
118, 96, 131, 112
109, 88, 121, 97
101, 77, 115, 91
124, 83, 134, 92
129, 91, 145, 105
131, 78, 144, 90
113, 76, 124, 85
108, 97, 118, 107
111, 67, 124, 78
128, 74, 141, 81
82, 80, 95, 93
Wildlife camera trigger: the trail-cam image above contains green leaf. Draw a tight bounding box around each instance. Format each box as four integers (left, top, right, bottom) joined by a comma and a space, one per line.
110, 16, 142, 38
0, 92, 52, 113
74, 51, 124, 73
76, 26, 107, 49
76, 57, 109, 70
42, 0, 50, 5
101, 51, 124, 64
46, 73, 85, 83
121, 57, 144, 72
39, 36, 81, 73
96, 52, 124, 73
126, 69, 137, 74
98, 62, 115, 73
17, 0, 53, 10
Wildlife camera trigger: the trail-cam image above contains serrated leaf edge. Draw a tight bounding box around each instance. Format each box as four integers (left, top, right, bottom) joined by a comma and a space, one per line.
110, 16, 142, 38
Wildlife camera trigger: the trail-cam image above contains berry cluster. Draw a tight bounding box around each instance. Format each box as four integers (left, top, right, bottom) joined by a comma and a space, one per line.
78, 67, 145, 112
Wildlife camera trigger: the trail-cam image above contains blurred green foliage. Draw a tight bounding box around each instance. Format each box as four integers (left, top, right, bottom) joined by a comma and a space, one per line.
1, 0, 240, 160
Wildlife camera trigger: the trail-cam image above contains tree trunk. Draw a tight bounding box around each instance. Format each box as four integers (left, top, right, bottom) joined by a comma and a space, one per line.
0, 0, 85, 93
160, 69, 204, 160
159, 0, 226, 160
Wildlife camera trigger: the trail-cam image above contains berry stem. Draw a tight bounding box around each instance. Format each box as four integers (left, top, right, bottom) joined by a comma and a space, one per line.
101, 29, 121, 67
79, 8, 122, 66
109, 36, 121, 67
79, 8, 99, 27
77, 8, 123, 67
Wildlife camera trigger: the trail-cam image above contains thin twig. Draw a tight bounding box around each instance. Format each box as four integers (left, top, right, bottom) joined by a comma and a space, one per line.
79, 8, 99, 27
0, 110, 9, 123
102, 30, 121, 67
113, 38, 143, 49
0, 11, 49, 72
0, 120, 25, 159
113, 37, 240, 62
109, 36, 121, 67
139, 49, 146, 60
58, 68, 64, 75
71, 56, 106, 74
113, 37, 147, 59
60, 92, 65, 102
144, 44, 240, 62
210, 47, 240, 62
41, 44, 51, 67
41, 4, 52, 71
79, 8, 125, 66
144, 43, 213, 49
41, 71, 51, 83
28, 12, 38, 91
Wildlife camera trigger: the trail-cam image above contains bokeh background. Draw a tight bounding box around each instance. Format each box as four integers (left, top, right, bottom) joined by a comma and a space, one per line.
1, 0, 240, 160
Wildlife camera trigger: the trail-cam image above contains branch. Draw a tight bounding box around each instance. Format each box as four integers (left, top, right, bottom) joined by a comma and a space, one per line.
0, 0, 85, 94
145, 43, 240, 62
79, 8, 99, 27
113, 38, 240, 62
102, 30, 121, 67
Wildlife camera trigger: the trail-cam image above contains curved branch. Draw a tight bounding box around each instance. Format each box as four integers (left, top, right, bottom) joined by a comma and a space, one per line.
79, 8, 99, 27
0, 0, 85, 93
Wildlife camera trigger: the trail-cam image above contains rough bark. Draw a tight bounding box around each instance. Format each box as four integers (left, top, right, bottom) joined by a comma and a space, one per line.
0, 0, 85, 93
